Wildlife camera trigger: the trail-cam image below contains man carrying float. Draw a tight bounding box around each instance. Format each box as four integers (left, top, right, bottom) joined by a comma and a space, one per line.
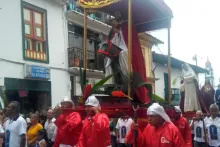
77, 96, 111, 147
125, 103, 186, 147
75, 0, 175, 146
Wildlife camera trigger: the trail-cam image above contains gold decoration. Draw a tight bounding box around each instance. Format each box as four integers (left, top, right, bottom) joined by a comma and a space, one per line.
78, 96, 84, 104
77, 0, 120, 9
204, 86, 211, 93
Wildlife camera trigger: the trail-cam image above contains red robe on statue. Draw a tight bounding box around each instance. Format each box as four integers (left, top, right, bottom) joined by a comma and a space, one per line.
54, 111, 83, 147
121, 23, 150, 104
77, 113, 111, 147
125, 122, 186, 147
173, 116, 192, 147
200, 83, 215, 111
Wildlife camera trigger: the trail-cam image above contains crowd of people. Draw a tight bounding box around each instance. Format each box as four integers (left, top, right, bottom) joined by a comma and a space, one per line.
0, 94, 219, 147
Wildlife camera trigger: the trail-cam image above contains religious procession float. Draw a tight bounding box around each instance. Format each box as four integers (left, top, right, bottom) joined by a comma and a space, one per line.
71, 0, 213, 123
72, 0, 174, 120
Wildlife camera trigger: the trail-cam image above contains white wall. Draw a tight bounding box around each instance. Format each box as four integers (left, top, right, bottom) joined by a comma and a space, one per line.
153, 62, 182, 98
0, 0, 70, 107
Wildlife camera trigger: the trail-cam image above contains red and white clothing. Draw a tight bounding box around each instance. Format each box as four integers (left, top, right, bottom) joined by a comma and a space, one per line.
134, 122, 186, 147
77, 113, 111, 147
116, 118, 133, 143
174, 116, 192, 146
54, 111, 82, 147
125, 103, 185, 147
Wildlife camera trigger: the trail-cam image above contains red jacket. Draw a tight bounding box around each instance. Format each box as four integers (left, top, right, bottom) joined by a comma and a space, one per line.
174, 116, 192, 147
77, 113, 111, 147
54, 111, 82, 147
125, 119, 148, 144
126, 122, 186, 147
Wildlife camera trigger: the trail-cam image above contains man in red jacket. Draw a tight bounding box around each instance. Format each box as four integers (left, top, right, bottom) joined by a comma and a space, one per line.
125, 103, 186, 147
54, 96, 83, 147
77, 95, 111, 147
173, 106, 192, 147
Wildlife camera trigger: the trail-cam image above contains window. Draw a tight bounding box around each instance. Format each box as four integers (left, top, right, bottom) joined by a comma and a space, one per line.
22, 2, 49, 63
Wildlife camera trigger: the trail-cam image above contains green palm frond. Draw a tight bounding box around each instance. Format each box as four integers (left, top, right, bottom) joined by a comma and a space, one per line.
152, 94, 168, 104
172, 77, 177, 86
172, 76, 182, 86
91, 73, 116, 94
94, 84, 117, 91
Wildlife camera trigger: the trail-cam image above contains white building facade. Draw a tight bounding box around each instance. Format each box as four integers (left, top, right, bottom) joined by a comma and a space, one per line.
153, 63, 182, 99
0, 0, 112, 111
152, 52, 207, 105
0, 0, 71, 110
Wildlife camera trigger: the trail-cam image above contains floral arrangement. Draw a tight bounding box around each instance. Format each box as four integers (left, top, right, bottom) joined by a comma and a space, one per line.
111, 90, 133, 100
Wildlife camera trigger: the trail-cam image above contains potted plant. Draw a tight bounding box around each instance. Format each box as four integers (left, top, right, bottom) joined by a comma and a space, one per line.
72, 56, 80, 67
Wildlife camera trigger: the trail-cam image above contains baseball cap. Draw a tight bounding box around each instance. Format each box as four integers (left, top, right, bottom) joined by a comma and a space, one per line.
85, 96, 100, 107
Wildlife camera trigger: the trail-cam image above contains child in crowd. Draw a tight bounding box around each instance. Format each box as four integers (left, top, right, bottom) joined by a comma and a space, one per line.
34, 129, 48, 147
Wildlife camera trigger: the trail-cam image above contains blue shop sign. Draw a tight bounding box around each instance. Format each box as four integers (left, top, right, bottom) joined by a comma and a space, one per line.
25, 64, 50, 80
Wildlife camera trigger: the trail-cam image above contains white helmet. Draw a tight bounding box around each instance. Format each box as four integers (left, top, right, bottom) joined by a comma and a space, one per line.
61, 96, 74, 104
85, 96, 100, 107
174, 106, 182, 113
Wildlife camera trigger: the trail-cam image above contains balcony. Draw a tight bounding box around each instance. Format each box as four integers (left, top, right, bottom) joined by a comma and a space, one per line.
65, 2, 112, 35
68, 47, 105, 78
53, 0, 68, 5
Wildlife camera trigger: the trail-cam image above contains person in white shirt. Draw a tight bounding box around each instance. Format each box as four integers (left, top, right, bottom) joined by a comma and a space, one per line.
44, 108, 56, 147
190, 110, 208, 147
116, 116, 133, 147
0, 123, 4, 147
205, 104, 220, 147
3, 101, 26, 147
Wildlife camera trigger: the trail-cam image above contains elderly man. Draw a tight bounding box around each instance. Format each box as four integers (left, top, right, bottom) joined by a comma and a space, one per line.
54, 96, 83, 147
44, 108, 57, 147
173, 106, 192, 147
205, 104, 220, 147
77, 95, 111, 147
126, 103, 185, 147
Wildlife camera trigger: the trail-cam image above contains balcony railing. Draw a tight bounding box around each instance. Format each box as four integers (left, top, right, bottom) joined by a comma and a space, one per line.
66, 0, 112, 24
68, 47, 104, 71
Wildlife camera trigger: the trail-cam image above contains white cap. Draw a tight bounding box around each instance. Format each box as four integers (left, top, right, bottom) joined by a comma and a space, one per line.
26, 118, 31, 123
85, 96, 100, 107
174, 106, 182, 113
147, 103, 171, 123
61, 96, 74, 104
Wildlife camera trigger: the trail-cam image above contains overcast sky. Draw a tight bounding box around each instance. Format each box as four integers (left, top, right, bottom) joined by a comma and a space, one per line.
150, 0, 220, 87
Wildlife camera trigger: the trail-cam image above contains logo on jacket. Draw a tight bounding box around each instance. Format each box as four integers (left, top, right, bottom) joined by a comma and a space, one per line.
178, 123, 185, 128
161, 137, 170, 144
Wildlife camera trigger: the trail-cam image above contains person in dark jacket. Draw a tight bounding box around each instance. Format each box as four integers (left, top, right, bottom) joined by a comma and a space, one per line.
215, 84, 220, 109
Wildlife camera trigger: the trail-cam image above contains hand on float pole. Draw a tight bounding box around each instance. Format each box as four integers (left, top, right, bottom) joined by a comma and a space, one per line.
133, 105, 139, 147
202, 118, 208, 146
